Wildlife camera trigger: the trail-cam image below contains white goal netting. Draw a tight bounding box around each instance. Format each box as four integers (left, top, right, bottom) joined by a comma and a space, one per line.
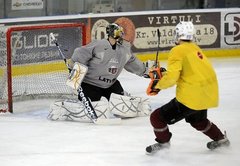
0, 23, 86, 113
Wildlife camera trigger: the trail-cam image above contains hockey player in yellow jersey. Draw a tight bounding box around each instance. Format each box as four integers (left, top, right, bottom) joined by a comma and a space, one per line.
155, 39, 219, 110
145, 21, 230, 154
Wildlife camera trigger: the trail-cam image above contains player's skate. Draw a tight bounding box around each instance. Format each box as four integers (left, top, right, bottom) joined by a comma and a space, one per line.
207, 131, 230, 150
145, 142, 170, 155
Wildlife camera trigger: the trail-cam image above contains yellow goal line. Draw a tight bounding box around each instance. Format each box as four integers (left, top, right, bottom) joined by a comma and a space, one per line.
0, 61, 67, 77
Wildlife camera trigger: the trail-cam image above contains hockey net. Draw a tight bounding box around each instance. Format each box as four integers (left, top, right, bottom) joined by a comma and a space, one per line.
0, 23, 86, 113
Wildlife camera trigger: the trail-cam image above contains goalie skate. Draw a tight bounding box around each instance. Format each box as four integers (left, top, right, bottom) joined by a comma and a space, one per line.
207, 131, 230, 150
145, 142, 170, 155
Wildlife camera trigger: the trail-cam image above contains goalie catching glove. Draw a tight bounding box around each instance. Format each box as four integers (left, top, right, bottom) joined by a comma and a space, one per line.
146, 67, 166, 96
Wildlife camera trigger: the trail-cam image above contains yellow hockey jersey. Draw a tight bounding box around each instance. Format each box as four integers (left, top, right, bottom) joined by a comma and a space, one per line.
155, 42, 219, 110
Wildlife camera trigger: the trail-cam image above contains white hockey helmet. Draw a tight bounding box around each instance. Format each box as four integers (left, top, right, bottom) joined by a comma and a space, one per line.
174, 21, 195, 44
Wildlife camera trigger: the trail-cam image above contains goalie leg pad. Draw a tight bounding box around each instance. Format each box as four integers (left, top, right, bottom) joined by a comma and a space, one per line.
109, 93, 152, 118
137, 98, 152, 117
48, 100, 73, 121
48, 97, 112, 123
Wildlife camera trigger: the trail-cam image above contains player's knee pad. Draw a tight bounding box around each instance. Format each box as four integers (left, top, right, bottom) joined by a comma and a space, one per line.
150, 108, 166, 128
109, 93, 151, 118
190, 119, 211, 132
48, 97, 112, 123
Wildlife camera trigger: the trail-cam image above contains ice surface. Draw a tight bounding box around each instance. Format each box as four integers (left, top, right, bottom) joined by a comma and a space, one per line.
1, 57, 240, 166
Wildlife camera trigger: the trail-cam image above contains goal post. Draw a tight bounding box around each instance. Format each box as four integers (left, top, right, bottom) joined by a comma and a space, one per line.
0, 23, 86, 113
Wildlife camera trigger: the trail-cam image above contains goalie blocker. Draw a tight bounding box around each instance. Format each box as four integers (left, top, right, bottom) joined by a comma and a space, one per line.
48, 93, 152, 123
66, 62, 88, 90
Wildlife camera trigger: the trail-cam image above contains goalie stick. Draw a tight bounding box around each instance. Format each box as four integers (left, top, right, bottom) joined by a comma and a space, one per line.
50, 33, 121, 125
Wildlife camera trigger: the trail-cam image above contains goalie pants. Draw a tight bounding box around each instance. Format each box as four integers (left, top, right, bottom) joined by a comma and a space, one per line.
150, 98, 224, 143
81, 80, 124, 101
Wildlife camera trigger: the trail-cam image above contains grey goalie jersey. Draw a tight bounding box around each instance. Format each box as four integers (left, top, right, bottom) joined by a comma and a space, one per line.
71, 39, 146, 88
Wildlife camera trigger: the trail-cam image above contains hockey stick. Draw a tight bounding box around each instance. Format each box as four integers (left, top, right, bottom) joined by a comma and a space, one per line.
50, 33, 121, 125
152, 29, 162, 81
152, 29, 162, 87
146, 29, 162, 95
155, 29, 161, 68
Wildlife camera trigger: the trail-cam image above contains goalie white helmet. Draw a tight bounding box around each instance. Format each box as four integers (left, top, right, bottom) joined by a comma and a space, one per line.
174, 21, 195, 44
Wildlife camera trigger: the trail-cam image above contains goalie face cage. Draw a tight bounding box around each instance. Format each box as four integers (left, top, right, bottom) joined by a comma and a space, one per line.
0, 23, 86, 113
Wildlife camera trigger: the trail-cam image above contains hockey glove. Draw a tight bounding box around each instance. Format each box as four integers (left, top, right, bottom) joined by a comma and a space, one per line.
160, 67, 167, 74
146, 67, 162, 96
66, 62, 88, 90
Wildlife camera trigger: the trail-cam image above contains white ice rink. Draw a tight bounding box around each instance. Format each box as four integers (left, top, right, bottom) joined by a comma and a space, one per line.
1, 57, 240, 166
